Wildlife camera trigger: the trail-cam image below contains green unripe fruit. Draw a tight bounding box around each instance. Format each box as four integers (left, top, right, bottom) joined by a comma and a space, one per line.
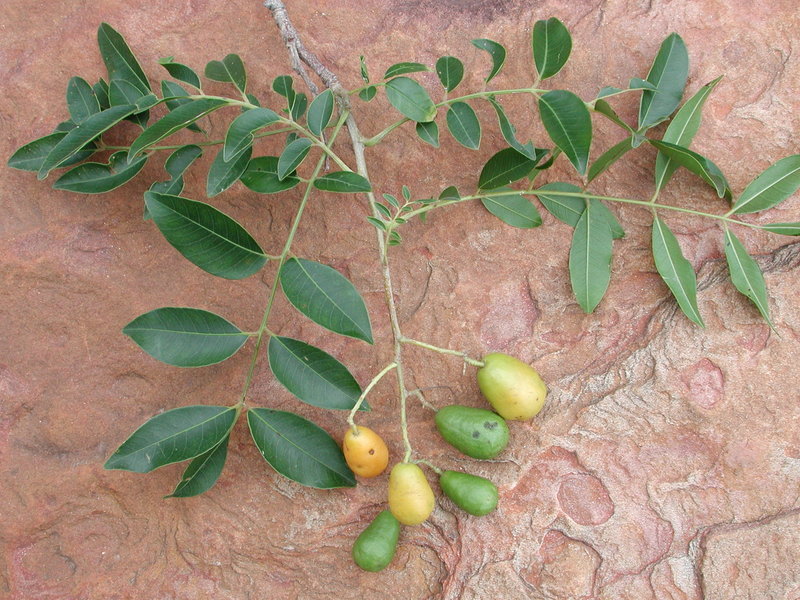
477, 352, 547, 421
352, 510, 401, 572
435, 405, 509, 459
439, 471, 499, 516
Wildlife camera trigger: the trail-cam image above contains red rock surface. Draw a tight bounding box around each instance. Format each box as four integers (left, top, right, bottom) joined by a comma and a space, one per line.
2, 1, 800, 599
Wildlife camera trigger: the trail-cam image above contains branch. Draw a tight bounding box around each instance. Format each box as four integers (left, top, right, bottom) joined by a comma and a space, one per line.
264, 0, 346, 105
266, 0, 415, 461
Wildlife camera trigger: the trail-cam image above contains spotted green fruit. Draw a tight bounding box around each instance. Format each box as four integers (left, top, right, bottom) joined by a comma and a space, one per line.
435, 405, 509, 459
477, 353, 547, 420
439, 471, 498, 516
352, 510, 401, 572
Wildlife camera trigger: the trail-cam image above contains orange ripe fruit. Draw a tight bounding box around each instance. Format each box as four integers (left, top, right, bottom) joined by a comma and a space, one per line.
342, 425, 389, 478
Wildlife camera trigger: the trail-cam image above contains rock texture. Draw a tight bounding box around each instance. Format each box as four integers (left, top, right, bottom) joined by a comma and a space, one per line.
2, 1, 799, 599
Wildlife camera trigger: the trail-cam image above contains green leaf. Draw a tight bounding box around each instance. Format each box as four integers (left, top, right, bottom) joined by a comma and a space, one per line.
592, 99, 634, 134
149, 144, 203, 197
385, 77, 437, 123
268, 336, 367, 411
415, 121, 439, 147
479, 147, 538, 190
724, 229, 772, 326
535, 182, 584, 226
158, 56, 201, 89
358, 86, 377, 102
649, 140, 730, 199
38, 105, 136, 179
446, 102, 481, 150
384, 62, 428, 79
272, 75, 294, 98
160, 81, 203, 133
732, 155, 800, 214
66, 76, 100, 124
205, 54, 247, 95
206, 146, 252, 198
93, 79, 110, 110
651, 216, 704, 326
539, 90, 592, 175
240, 156, 301, 194
123, 306, 249, 367
280, 257, 373, 343
290, 92, 308, 122
144, 191, 267, 279
440, 185, 460, 201
471, 38, 506, 83
655, 77, 722, 192
487, 98, 542, 161
97, 23, 150, 96
532, 17, 572, 80
53, 151, 147, 194
8, 132, 94, 172
167, 434, 229, 498
161, 79, 191, 102
247, 408, 355, 489
435, 56, 464, 92
569, 200, 612, 312
277, 138, 313, 180
638, 33, 689, 130
383, 193, 400, 208
107, 78, 150, 128
129, 98, 229, 159
105, 405, 236, 473
223, 107, 281, 161
629, 77, 658, 91
481, 188, 541, 229
109, 78, 147, 106
596, 86, 623, 99
761, 222, 800, 236
307, 89, 334, 137
591, 200, 625, 240
588, 136, 633, 183
359, 55, 370, 83
366, 216, 387, 231
313, 171, 372, 193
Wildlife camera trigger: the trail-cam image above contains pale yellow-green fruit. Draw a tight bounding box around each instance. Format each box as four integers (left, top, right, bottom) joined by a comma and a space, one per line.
477, 353, 547, 420
388, 463, 435, 525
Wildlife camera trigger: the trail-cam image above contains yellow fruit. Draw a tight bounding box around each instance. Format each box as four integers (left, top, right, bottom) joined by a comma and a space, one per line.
388, 463, 435, 525
477, 353, 547, 420
343, 425, 389, 478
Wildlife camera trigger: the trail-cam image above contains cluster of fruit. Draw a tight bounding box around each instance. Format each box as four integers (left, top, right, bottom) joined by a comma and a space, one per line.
343, 353, 547, 571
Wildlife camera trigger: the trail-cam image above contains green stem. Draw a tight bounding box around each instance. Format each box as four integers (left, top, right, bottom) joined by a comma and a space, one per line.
346, 362, 398, 432
237, 111, 350, 406
414, 459, 442, 475
180, 94, 351, 170
399, 187, 766, 231
400, 336, 484, 367
364, 86, 544, 147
